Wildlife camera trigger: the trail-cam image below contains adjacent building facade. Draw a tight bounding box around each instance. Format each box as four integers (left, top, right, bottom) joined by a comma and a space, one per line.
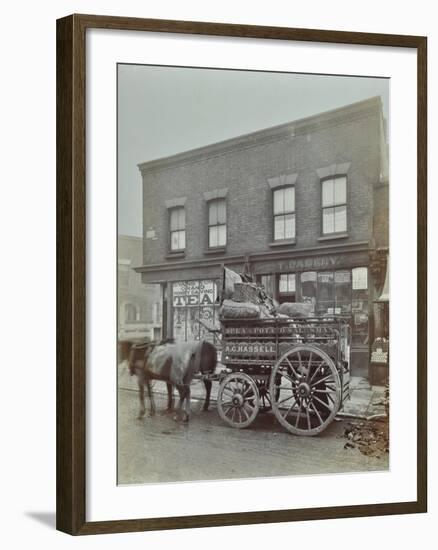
118, 235, 162, 346
135, 97, 389, 378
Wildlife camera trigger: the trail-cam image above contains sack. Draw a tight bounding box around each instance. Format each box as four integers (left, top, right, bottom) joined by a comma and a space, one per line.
276, 302, 314, 318
220, 299, 260, 319
232, 282, 261, 304
222, 267, 242, 300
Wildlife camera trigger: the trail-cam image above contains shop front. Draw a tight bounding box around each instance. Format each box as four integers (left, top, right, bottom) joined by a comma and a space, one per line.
253, 249, 373, 377
171, 279, 221, 343
155, 248, 378, 378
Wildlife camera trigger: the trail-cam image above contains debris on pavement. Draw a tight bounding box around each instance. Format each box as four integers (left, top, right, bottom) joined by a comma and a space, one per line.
341, 418, 389, 458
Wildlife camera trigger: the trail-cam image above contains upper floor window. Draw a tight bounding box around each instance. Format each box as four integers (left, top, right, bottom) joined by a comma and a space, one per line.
208, 199, 227, 248
322, 176, 347, 234
273, 186, 295, 241
169, 207, 186, 251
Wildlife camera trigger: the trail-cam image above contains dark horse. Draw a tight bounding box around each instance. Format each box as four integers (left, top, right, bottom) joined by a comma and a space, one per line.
128, 339, 217, 422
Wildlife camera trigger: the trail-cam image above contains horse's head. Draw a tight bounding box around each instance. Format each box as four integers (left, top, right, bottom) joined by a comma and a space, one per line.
128, 340, 157, 376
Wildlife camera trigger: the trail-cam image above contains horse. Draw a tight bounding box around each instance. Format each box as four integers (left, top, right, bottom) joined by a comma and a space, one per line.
128, 339, 217, 422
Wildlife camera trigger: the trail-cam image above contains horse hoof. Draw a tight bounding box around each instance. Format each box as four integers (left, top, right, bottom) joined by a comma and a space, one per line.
147, 411, 156, 418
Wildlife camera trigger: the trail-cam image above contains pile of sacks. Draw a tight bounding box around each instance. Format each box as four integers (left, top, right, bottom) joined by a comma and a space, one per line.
219, 267, 314, 320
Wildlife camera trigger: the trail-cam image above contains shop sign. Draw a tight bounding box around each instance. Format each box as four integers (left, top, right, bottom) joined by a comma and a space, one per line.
255, 252, 369, 274
172, 280, 216, 307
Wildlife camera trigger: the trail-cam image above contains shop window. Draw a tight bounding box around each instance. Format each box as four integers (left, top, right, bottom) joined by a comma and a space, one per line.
169, 207, 186, 251
352, 267, 369, 345
316, 272, 334, 314
273, 186, 295, 241
334, 271, 352, 313
172, 280, 220, 342
300, 272, 317, 308
316, 270, 351, 315
208, 199, 226, 248
321, 176, 347, 234
278, 273, 296, 303
260, 274, 275, 298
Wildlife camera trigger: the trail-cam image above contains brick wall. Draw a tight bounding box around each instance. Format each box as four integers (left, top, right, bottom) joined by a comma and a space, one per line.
139, 97, 386, 272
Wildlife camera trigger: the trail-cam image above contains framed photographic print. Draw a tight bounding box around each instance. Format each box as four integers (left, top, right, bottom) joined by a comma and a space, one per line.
56, 14, 427, 535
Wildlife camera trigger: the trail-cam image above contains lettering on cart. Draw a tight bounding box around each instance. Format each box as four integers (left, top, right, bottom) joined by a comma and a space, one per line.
224, 343, 276, 354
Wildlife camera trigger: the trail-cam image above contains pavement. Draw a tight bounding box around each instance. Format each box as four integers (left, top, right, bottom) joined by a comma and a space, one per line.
118, 361, 387, 420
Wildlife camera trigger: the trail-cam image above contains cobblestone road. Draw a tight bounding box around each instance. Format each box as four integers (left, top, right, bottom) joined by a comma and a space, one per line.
118, 386, 389, 485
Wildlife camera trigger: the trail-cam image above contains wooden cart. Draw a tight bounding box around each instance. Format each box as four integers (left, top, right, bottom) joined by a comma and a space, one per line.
217, 316, 350, 436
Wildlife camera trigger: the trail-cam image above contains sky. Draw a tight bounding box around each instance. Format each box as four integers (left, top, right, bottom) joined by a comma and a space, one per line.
118, 65, 389, 237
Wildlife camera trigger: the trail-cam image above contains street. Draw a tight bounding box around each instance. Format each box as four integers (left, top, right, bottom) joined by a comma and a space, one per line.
117, 385, 389, 485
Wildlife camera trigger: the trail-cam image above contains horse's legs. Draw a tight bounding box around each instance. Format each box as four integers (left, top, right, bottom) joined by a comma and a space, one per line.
203, 379, 212, 411
172, 385, 184, 421
145, 377, 156, 417
166, 382, 174, 411
137, 370, 146, 419
174, 385, 191, 422
182, 385, 191, 423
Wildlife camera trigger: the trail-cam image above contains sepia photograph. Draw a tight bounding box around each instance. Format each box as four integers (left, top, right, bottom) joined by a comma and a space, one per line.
116, 64, 390, 485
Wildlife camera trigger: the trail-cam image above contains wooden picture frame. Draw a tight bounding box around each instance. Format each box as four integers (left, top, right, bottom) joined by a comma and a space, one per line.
56, 13, 427, 535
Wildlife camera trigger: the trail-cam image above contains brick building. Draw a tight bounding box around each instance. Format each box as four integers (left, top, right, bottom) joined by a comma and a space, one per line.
135, 97, 389, 377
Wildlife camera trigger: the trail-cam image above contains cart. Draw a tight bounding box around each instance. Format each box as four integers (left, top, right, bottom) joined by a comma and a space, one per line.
217, 316, 351, 436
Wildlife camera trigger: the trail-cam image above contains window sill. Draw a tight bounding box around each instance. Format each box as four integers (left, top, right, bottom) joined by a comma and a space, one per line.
268, 239, 296, 248
318, 233, 348, 242
165, 251, 185, 260
204, 247, 227, 255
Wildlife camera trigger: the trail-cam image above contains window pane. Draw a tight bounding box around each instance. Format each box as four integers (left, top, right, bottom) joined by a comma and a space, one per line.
322, 179, 334, 207
217, 200, 226, 224
334, 177, 347, 204
322, 207, 335, 234
284, 213, 295, 239
317, 271, 334, 314
170, 207, 185, 230
284, 187, 295, 212
178, 207, 185, 229
261, 274, 275, 297
300, 272, 317, 306
209, 226, 218, 248
352, 267, 368, 290
179, 230, 185, 250
279, 273, 295, 293
279, 274, 288, 293
273, 189, 284, 215
170, 209, 178, 231
171, 231, 179, 250
274, 215, 285, 240
217, 224, 226, 246
209, 202, 217, 225
334, 205, 347, 232
287, 274, 296, 292
335, 270, 351, 313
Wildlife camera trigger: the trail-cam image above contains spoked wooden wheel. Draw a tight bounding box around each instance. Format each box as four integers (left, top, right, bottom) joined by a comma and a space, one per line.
217, 372, 259, 428
269, 345, 341, 436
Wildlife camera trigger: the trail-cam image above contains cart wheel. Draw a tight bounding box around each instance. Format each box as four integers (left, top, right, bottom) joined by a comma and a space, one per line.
217, 372, 259, 428
269, 345, 341, 436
